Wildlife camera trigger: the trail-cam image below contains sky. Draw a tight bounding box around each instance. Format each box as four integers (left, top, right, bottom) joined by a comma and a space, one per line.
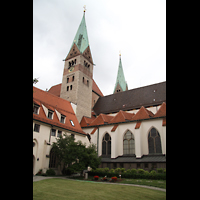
33, 0, 166, 96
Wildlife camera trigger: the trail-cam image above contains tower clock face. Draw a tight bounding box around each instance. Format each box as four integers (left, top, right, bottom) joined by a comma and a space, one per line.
68, 66, 74, 72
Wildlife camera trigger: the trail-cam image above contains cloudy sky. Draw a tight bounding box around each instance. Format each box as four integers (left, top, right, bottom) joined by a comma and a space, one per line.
33, 0, 166, 96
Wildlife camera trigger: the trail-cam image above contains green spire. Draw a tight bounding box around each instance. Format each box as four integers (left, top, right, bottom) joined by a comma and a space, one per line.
70, 12, 89, 54
113, 55, 128, 93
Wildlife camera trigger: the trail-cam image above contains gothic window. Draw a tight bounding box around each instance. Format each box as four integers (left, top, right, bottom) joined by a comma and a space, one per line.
72, 76, 74, 82
148, 128, 162, 154
87, 80, 89, 86
102, 133, 111, 156
70, 85, 73, 90
123, 130, 135, 155
83, 77, 84, 83
67, 78, 69, 83
67, 86, 69, 91
49, 147, 58, 168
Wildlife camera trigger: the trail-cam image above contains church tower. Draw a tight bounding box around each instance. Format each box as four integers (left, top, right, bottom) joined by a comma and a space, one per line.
60, 9, 93, 122
113, 54, 128, 94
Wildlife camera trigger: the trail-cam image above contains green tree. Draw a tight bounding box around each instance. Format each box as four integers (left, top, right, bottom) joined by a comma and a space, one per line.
52, 134, 101, 175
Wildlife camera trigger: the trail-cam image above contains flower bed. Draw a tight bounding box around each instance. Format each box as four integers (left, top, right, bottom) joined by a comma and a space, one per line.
111, 176, 117, 182
94, 175, 99, 180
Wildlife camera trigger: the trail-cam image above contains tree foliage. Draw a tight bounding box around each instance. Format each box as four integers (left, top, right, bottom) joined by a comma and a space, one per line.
52, 134, 101, 174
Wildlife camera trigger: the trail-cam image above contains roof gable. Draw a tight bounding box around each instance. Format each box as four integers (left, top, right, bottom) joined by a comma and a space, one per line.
131, 106, 154, 121
154, 102, 166, 118
110, 110, 134, 124
89, 114, 113, 126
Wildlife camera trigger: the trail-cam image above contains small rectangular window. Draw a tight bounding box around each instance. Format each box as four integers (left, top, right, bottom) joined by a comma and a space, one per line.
137, 163, 140, 168
144, 163, 148, 168
60, 115, 65, 123
33, 104, 39, 114
57, 130, 62, 137
51, 129, 56, 136
34, 124, 40, 132
48, 110, 53, 119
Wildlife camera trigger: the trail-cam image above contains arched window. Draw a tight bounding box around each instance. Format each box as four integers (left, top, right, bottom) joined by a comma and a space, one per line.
148, 128, 162, 154
123, 130, 135, 155
102, 133, 111, 156
49, 147, 58, 168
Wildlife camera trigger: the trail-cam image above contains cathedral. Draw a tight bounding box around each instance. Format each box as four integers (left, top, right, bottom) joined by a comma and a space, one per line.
33, 10, 166, 175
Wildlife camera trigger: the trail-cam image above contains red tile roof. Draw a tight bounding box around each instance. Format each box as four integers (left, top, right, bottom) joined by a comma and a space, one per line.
131, 106, 154, 121
80, 103, 166, 128
154, 102, 166, 118
33, 86, 86, 135
110, 110, 134, 124
48, 83, 61, 97
111, 125, 118, 132
89, 114, 114, 126
48, 79, 104, 97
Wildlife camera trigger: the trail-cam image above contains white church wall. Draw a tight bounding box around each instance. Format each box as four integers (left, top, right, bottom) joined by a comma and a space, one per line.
81, 118, 166, 165
140, 118, 165, 156
33, 121, 90, 175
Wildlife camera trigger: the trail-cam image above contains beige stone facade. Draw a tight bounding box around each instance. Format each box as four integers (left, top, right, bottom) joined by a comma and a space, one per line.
60, 53, 93, 122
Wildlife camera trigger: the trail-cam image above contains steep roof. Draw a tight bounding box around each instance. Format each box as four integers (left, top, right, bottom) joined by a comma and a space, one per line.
93, 81, 166, 115
66, 12, 89, 60
113, 56, 128, 93
48, 79, 103, 97
81, 103, 166, 128
33, 86, 86, 135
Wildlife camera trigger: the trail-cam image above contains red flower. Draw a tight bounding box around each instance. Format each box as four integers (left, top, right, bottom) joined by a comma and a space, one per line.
111, 177, 117, 181
94, 176, 99, 179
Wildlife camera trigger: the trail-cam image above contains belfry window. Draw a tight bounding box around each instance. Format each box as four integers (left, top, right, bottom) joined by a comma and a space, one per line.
148, 128, 162, 154
102, 133, 111, 156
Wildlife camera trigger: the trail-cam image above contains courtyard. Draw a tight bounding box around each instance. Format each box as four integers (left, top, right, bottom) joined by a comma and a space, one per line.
33, 178, 166, 200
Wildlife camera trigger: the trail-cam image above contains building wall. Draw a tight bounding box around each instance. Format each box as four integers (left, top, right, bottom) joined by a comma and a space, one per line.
33, 120, 90, 175
82, 117, 166, 169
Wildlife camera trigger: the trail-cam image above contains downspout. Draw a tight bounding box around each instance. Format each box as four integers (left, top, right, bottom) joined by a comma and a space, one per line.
49, 125, 53, 143
97, 127, 99, 156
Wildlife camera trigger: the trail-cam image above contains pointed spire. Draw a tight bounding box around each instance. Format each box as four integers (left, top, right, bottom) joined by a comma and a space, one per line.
113, 54, 128, 93
66, 11, 90, 58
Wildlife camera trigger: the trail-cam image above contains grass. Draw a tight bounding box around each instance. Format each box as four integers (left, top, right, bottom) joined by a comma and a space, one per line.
69, 176, 166, 189
33, 178, 166, 200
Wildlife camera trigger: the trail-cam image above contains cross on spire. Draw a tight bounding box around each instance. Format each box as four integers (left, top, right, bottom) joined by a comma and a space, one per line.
83, 5, 86, 12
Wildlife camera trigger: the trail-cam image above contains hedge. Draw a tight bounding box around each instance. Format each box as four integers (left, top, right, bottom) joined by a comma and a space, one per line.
88, 167, 166, 180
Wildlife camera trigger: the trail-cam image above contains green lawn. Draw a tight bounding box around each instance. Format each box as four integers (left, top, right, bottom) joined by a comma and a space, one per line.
33, 178, 166, 200
69, 176, 166, 189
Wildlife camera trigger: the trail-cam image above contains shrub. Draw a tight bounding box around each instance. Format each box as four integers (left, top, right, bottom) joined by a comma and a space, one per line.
120, 168, 126, 173
115, 168, 121, 173
109, 169, 115, 173
137, 169, 145, 174
130, 168, 137, 174
157, 168, 164, 173
46, 168, 56, 176
103, 167, 109, 172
